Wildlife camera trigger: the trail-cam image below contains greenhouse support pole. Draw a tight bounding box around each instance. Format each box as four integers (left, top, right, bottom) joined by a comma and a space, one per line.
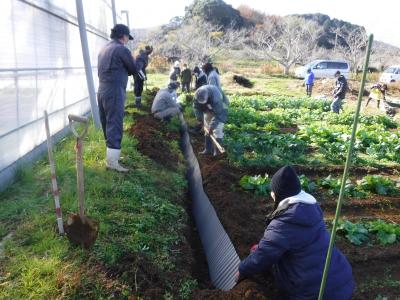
111, 0, 117, 26
121, 10, 130, 29
317, 34, 373, 300
75, 0, 101, 128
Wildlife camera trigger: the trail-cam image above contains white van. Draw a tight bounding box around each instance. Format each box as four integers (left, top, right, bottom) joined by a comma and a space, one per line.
380, 65, 400, 83
295, 60, 350, 79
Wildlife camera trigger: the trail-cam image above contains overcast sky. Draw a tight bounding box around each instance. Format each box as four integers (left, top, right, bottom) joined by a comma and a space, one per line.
117, 0, 400, 47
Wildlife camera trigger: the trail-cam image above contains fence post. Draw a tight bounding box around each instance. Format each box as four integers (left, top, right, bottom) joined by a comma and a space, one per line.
75, 0, 101, 128
111, 0, 117, 26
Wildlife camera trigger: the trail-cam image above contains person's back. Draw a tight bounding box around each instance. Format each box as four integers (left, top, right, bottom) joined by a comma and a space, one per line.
181, 67, 192, 83
305, 71, 314, 85
151, 88, 175, 114
269, 199, 354, 299
135, 50, 149, 74
194, 69, 207, 90
207, 69, 221, 89
238, 166, 354, 300
334, 75, 347, 99
98, 40, 134, 90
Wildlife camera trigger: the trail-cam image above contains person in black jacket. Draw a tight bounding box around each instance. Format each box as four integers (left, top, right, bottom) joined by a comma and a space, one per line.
134, 45, 153, 107
331, 71, 347, 113
193, 66, 207, 90
97, 24, 137, 172
238, 166, 355, 300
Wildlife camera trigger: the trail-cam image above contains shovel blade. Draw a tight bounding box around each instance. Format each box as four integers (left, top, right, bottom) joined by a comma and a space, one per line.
65, 213, 99, 249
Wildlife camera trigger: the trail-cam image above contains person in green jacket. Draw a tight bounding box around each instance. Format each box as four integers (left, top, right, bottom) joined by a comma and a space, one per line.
180, 64, 192, 92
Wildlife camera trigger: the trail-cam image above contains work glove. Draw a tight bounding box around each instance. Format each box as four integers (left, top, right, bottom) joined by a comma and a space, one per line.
138, 70, 146, 81
208, 127, 214, 136
250, 244, 258, 253
235, 271, 245, 283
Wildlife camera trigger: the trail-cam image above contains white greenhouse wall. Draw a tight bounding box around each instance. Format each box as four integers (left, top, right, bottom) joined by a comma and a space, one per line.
0, 0, 118, 191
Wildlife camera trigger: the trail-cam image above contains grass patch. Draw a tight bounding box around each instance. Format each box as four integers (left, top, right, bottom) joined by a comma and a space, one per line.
0, 93, 190, 299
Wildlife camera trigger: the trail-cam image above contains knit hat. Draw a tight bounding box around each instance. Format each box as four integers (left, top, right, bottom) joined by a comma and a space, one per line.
271, 165, 301, 203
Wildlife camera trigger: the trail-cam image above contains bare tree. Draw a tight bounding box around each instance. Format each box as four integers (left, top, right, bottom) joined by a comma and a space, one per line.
248, 16, 321, 75
170, 19, 247, 64
143, 19, 246, 66
338, 28, 368, 72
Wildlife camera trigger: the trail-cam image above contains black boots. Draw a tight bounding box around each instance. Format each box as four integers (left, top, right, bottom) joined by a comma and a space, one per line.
199, 135, 213, 155
189, 122, 203, 134
135, 97, 142, 108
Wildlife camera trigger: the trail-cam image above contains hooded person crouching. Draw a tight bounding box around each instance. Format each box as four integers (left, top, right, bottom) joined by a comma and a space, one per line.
151, 82, 182, 122
237, 166, 355, 300
193, 85, 228, 156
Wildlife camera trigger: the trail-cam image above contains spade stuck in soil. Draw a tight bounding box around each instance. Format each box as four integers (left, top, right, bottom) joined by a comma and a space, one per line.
65, 114, 99, 249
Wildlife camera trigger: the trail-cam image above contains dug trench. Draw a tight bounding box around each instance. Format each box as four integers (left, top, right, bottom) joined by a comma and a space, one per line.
127, 104, 276, 299
127, 95, 399, 298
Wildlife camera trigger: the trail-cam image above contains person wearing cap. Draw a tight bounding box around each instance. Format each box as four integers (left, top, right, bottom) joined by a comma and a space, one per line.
305, 68, 314, 97
193, 85, 229, 156
180, 64, 192, 92
193, 66, 207, 90
237, 165, 355, 300
169, 61, 181, 83
151, 82, 182, 122
134, 45, 153, 107
331, 71, 348, 113
97, 24, 137, 172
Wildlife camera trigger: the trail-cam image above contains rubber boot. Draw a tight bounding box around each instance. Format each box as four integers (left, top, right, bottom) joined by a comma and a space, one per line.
135, 97, 142, 108
199, 135, 213, 155
213, 138, 223, 156
189, 122, 203, 134
106, 148, 129, 172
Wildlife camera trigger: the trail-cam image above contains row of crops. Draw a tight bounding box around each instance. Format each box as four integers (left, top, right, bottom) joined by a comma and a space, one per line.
226, 95, 400, 250
225, 96, 400, 167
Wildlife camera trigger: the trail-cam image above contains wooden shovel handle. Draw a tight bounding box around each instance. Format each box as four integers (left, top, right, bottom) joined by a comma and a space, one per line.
68, 114, 89, 139
204, 126, 226, 153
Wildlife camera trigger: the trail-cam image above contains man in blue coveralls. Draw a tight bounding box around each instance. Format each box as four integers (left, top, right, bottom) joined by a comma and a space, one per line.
97, 24, 137, 172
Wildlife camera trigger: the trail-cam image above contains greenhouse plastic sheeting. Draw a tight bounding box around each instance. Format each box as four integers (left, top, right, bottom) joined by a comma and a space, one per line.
179, 114, 240, 291
0, 0, 118, 190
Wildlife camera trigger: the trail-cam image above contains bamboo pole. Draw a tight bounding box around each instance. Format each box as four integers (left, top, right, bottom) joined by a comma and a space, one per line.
318, 34, 374, 300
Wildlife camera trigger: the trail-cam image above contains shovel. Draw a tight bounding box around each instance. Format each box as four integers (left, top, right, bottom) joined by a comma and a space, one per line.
65, 114, 99, 249
44, 110, 64, 235
203, 126, 226, 154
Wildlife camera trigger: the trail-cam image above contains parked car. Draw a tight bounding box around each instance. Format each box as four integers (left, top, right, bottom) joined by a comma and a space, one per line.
380, 65, 400, 83
295, 60, 350, 79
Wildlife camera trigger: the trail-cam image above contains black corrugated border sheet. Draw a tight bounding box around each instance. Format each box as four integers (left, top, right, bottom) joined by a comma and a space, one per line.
179, 114, 240, 291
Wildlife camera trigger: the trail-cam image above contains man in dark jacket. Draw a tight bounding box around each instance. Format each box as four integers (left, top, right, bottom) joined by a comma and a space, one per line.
331, 71, 348, 113
193, 66, 207, 90
134, 45, 153, 107
180, 64, 192, 92
97, 24, 137, 172
193, 85, 229, 156
238, 165, 355, 300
